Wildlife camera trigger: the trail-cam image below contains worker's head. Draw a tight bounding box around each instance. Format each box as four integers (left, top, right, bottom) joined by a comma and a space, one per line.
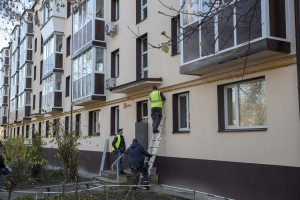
153, 85, 158, 90
133, 138, 138, 143
117, 128, 123, 135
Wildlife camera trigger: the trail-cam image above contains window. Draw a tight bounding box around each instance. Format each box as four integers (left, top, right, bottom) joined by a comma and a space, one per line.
72, 49, 92, 100
40, 60, 43, 84
96, 0, 104, 18
17, 127, 20, 136
75, 114, 81, 136
65, 116, 69, 134
182, 0, 199, 27
34, 66, 36, 80
43, 35, 63, 76
89, 110, 101, 136
22, 126, 24, 136
171, 15, 181, 55
26, 125, 29, 138
111, 0, 119, 21
34, 38, 37, 53
95, 48, 104, 72
218, 77, 267, 131
66, 76, 70, 97
33, 95, 36, 110
39, 91, 42, 114
53, 118, 59, 137
46, 120, 49, 137
42, 0, 53, 25
67, 1, 71, 18
173, 92, 190, 133
141, 0, 147, 20
137, 100, 148, 122
111, 49, 119, 78
110, 106, 119, 135
141, 36, 148, 78
41, 35, 43, 54
38, 122, 42, 136
66, 36, 71, 57
32, 124, 35, 138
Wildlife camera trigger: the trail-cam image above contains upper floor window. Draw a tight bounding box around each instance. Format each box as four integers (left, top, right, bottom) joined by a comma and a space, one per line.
141, 0, 147, 20
20, 37, 33, 66
111, 0, 119, 21
141, 36, 148, 78
171, 15, 181, 55
42, 0, 53, 25
12, 28, 20, 52
182, 0, 199, 27
20, 12, 33, 40
111, 49, 119, 78
73, 48, 92, 100
95, 47, 104, 72
96, 0, 105, 18
218, 77, 267, 131
89, 110, 101, 136
110, 106, 119, 135
11, 50, 19, 75
73, 0, 93, 33
137, 100, 148, 122
43, 35, 63, 76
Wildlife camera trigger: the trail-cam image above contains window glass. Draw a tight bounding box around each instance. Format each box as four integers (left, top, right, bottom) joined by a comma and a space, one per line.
86, 0, 93, 22
93, 110, 101, 133
73, 11, 79, 33
179, 94, 189, 129
55, 73, 62, 90
96, 48, 104, 72
86, 49, 92, 74
96, 0, 104, 18
73, 58, 78, 80
141, 0, 147, 20
238, 80, 267, 127
142, 101, 148, 118
183, 0, 199, 26
27, 37, 33, 49
82, 2, 86, 25
115, 52, 119, 76
56, 35, 63, 52
224, 79, 267, 129
26, 64, 32, 77
25, 92, 31, 105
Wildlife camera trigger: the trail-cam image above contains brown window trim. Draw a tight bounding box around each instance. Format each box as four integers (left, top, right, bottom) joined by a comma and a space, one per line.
217, 76, 267, 132
111, 49, 119, 78
171, 15, 180, 56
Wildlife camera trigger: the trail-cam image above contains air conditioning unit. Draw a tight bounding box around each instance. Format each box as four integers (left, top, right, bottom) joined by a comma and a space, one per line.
105, 22, 118, 37
106, 78, 116, 89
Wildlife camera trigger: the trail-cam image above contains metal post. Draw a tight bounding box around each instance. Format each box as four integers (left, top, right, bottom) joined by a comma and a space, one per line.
117, 159, 119, 182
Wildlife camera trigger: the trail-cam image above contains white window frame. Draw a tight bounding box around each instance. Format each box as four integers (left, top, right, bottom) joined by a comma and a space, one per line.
141, 101, 148, 121
224, 79, 268, 130
141, 37, 148, 79
141, 0, 147, 20
115, 51, 119, 77
178, 93, 190, 131
92, 110, 101, 133
115, 107, 119, 134
115, 0, 119, 20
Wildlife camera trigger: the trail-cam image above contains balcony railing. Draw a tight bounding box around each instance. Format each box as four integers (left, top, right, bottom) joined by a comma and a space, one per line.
180, 0, 290, 75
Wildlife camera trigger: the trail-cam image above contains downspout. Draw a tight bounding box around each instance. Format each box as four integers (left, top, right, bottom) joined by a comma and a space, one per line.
294, 0, 300, 117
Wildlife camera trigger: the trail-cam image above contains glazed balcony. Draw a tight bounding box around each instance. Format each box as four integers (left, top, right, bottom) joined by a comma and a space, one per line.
17, 92, 32, 121
180, 0, 290, 75
72, 0, 106, 59
0, 106, 8, 126
72, 47, 106, 106
42, 73, 63, 113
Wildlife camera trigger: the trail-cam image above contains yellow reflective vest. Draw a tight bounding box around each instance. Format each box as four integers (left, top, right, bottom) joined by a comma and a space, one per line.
112, 135, 121, 151
149, 90, 163, 108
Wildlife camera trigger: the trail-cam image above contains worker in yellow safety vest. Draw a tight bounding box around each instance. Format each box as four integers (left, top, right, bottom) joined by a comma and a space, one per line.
149, 85, 166, 133
112, 128, 126, 175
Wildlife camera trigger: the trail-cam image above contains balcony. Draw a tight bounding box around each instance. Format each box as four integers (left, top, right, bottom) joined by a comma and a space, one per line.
17, 92, 32, 121
42, 73, 63, 113
19, 36, 33, 67
0, 105, 8, 126
72, 47, 106, 106
110, 78, 163, 93
72, 0, 106, 58
9, 98, 18, 123
40, 0, 65, 41
180, 0, 290, 75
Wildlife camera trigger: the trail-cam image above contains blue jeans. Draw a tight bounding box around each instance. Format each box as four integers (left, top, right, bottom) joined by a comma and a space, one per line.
114, 151, 124, 172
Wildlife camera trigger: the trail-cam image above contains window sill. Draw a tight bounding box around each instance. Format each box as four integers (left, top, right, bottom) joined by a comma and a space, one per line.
172, 130, 190, 134
136, 18, 147, 25
218, 128, 268, 132
171, 52, 180, 57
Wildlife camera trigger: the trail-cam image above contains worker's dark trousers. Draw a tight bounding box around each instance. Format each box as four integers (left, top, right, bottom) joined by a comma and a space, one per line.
151, 107, 162, 132
130, 166, 149, 189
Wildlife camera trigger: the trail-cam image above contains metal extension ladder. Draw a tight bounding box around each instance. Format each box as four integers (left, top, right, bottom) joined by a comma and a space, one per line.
143, 116, 166, 178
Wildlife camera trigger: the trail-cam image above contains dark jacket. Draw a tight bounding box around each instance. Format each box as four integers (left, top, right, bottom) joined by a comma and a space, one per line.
112, 135, 126, 153
124, 141, 152, 169
0, 154, 5, 170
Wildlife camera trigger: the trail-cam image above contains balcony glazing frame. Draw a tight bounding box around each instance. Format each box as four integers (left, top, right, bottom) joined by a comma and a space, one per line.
179, 0, 290, 67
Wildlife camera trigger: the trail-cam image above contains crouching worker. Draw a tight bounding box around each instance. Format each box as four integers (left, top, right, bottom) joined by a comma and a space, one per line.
124, 139, 152, 190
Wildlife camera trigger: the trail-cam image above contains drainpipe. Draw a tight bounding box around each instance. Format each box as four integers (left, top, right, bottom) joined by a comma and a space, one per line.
294, 0, 300, 117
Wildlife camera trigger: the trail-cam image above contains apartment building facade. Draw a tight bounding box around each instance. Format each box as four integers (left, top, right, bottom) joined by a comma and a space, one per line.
0, 0, 300, 199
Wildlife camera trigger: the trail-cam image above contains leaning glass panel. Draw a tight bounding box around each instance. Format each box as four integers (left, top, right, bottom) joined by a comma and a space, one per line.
96, 0, 104, 18
95, 48, 104, 72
